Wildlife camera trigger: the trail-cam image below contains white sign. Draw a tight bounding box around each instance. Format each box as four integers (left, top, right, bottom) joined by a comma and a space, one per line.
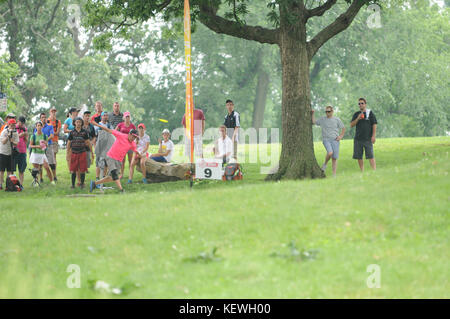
195, 159, 223, 180
0, 98, 6, 112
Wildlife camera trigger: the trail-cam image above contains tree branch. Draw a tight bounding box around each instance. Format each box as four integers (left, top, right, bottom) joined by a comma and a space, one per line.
306, 0, 337, 19
307, 0, 365, 59
42, 0, 61, 36
198, 2, 279, 45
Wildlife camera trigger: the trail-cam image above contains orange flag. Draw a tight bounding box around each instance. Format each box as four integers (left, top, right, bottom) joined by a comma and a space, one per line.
184, 0, 194, 163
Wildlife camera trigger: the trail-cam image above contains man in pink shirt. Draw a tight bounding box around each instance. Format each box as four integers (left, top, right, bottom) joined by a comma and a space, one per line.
90, 121, 138, 193
182, 108, 205, 160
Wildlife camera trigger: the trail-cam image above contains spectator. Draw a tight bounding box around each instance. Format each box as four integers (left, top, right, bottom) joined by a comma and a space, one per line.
182, 107, 205, 160
350, 98, 377, 171
0, 113, 16, 134
29, 121, 55, 185
14, 116, 28, 185
67, 117, 91, 189
89, 121, 138, 193
0, 118, 19, 190
47, 107, 62, 180
150, 129, 174, 163
64, 108, 79, 168
116, 111, 136, 177
91, 101, 103, 124
109, 101, 123, 129
311, 106, 346, 176
82, 110, 97, 172
213, 125, 233, 164
35, 113, 55, 183
95, 112, 115, 186
63, 108, 79, 133
128, 123, 150, 184
223, 99, 240, 160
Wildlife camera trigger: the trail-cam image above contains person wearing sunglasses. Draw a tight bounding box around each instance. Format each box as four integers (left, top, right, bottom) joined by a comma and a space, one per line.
350, 98, 377, 171
311, 106, 345, 176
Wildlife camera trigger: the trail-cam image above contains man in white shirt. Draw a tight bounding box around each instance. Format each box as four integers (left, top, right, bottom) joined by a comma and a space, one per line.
213, 125, 233, 164
150, 129, 174, 163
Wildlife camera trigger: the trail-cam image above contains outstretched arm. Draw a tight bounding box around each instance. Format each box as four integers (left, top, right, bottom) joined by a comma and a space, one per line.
91, 121, 113, 134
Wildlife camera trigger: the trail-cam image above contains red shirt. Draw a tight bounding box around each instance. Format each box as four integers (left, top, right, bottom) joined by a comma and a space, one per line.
182, 109, 205, 136
116, 122, 136, 134
107, 130, 137, 161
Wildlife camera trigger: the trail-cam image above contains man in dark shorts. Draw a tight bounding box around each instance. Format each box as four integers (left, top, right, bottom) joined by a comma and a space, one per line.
350, 98, 377, 171
89, 121, 138, 193
67, 117, 92, 189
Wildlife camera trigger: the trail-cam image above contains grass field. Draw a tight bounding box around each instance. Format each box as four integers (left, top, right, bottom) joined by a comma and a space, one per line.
0, 136, 449, 298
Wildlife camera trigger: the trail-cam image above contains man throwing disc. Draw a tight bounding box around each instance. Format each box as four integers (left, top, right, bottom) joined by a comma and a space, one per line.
89, 121, 138, 193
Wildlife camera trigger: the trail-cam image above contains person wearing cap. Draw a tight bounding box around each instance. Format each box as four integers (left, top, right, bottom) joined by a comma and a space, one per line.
67, 117, 91, 189
90, 101, 103, 124
311, 106, 345, 176
35, 113, 55, 183
47, 107, 61, 180
13, 116, 28, 185
0, 113, 16, 135
128, 123, 150, 184
109, 102, 123, 129
90, 121, 138, 193
116, 111, 136, 177
64, 108, 79, 168
64, 108, 79, 133
82, 110, 96, 172
150, 129, 174, 163
0, 118, 19, 190
95, 112, 115, 186
29, 121, 55, 185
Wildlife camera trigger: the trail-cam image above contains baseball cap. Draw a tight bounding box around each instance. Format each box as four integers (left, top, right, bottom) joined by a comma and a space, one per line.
83, 110, 91, 115
123, 111, 131, 119
129, 129, 138, 137
50, 107, 57, 111
6, 113, 16, 118
7, 118, 16, 125
162, 129, 170, 134
138, 123, 146, 129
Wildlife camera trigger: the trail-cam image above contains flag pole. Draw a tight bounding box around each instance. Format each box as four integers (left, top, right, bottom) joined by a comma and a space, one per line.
184, 0, 194, 188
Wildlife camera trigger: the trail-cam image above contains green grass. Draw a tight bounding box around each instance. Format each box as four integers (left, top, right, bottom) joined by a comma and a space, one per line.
0, 136, 449, 298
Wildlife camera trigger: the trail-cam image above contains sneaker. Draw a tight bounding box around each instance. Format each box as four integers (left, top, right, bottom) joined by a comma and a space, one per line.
127, 179, 132, 184
40, 178, 44, 183
89, 180, 95, 193
119, 189, 125, 194
54, 176, 58, 182
51, 181, 56, 185
80, 184, 85, 189
321, 164, 327, 172
142, 178, 148, 184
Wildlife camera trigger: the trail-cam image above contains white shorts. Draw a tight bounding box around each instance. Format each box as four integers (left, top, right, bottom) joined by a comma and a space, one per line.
185, 135, 203, 158
30, 152, 49, 165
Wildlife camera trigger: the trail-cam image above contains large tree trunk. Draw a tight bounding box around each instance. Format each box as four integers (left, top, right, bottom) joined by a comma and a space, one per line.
251, 68, 270, 131
266, 12, 324, 180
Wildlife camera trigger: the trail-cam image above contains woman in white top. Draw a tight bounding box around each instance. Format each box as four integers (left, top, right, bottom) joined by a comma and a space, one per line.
128, 123, 150, 184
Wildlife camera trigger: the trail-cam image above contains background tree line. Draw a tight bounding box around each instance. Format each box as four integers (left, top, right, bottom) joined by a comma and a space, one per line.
1, 0, 448, 143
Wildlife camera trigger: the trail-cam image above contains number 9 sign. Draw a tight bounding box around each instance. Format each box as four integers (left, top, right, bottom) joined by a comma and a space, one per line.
195, 159, 223, 180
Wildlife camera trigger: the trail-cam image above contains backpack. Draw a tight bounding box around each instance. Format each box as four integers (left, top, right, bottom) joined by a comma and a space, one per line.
5, 175, 22, 192
29, 133, 47, 156
222, 163, 243, 181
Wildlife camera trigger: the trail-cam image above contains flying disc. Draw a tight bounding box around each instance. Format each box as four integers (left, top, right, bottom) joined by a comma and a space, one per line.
159, 119, 168, 123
